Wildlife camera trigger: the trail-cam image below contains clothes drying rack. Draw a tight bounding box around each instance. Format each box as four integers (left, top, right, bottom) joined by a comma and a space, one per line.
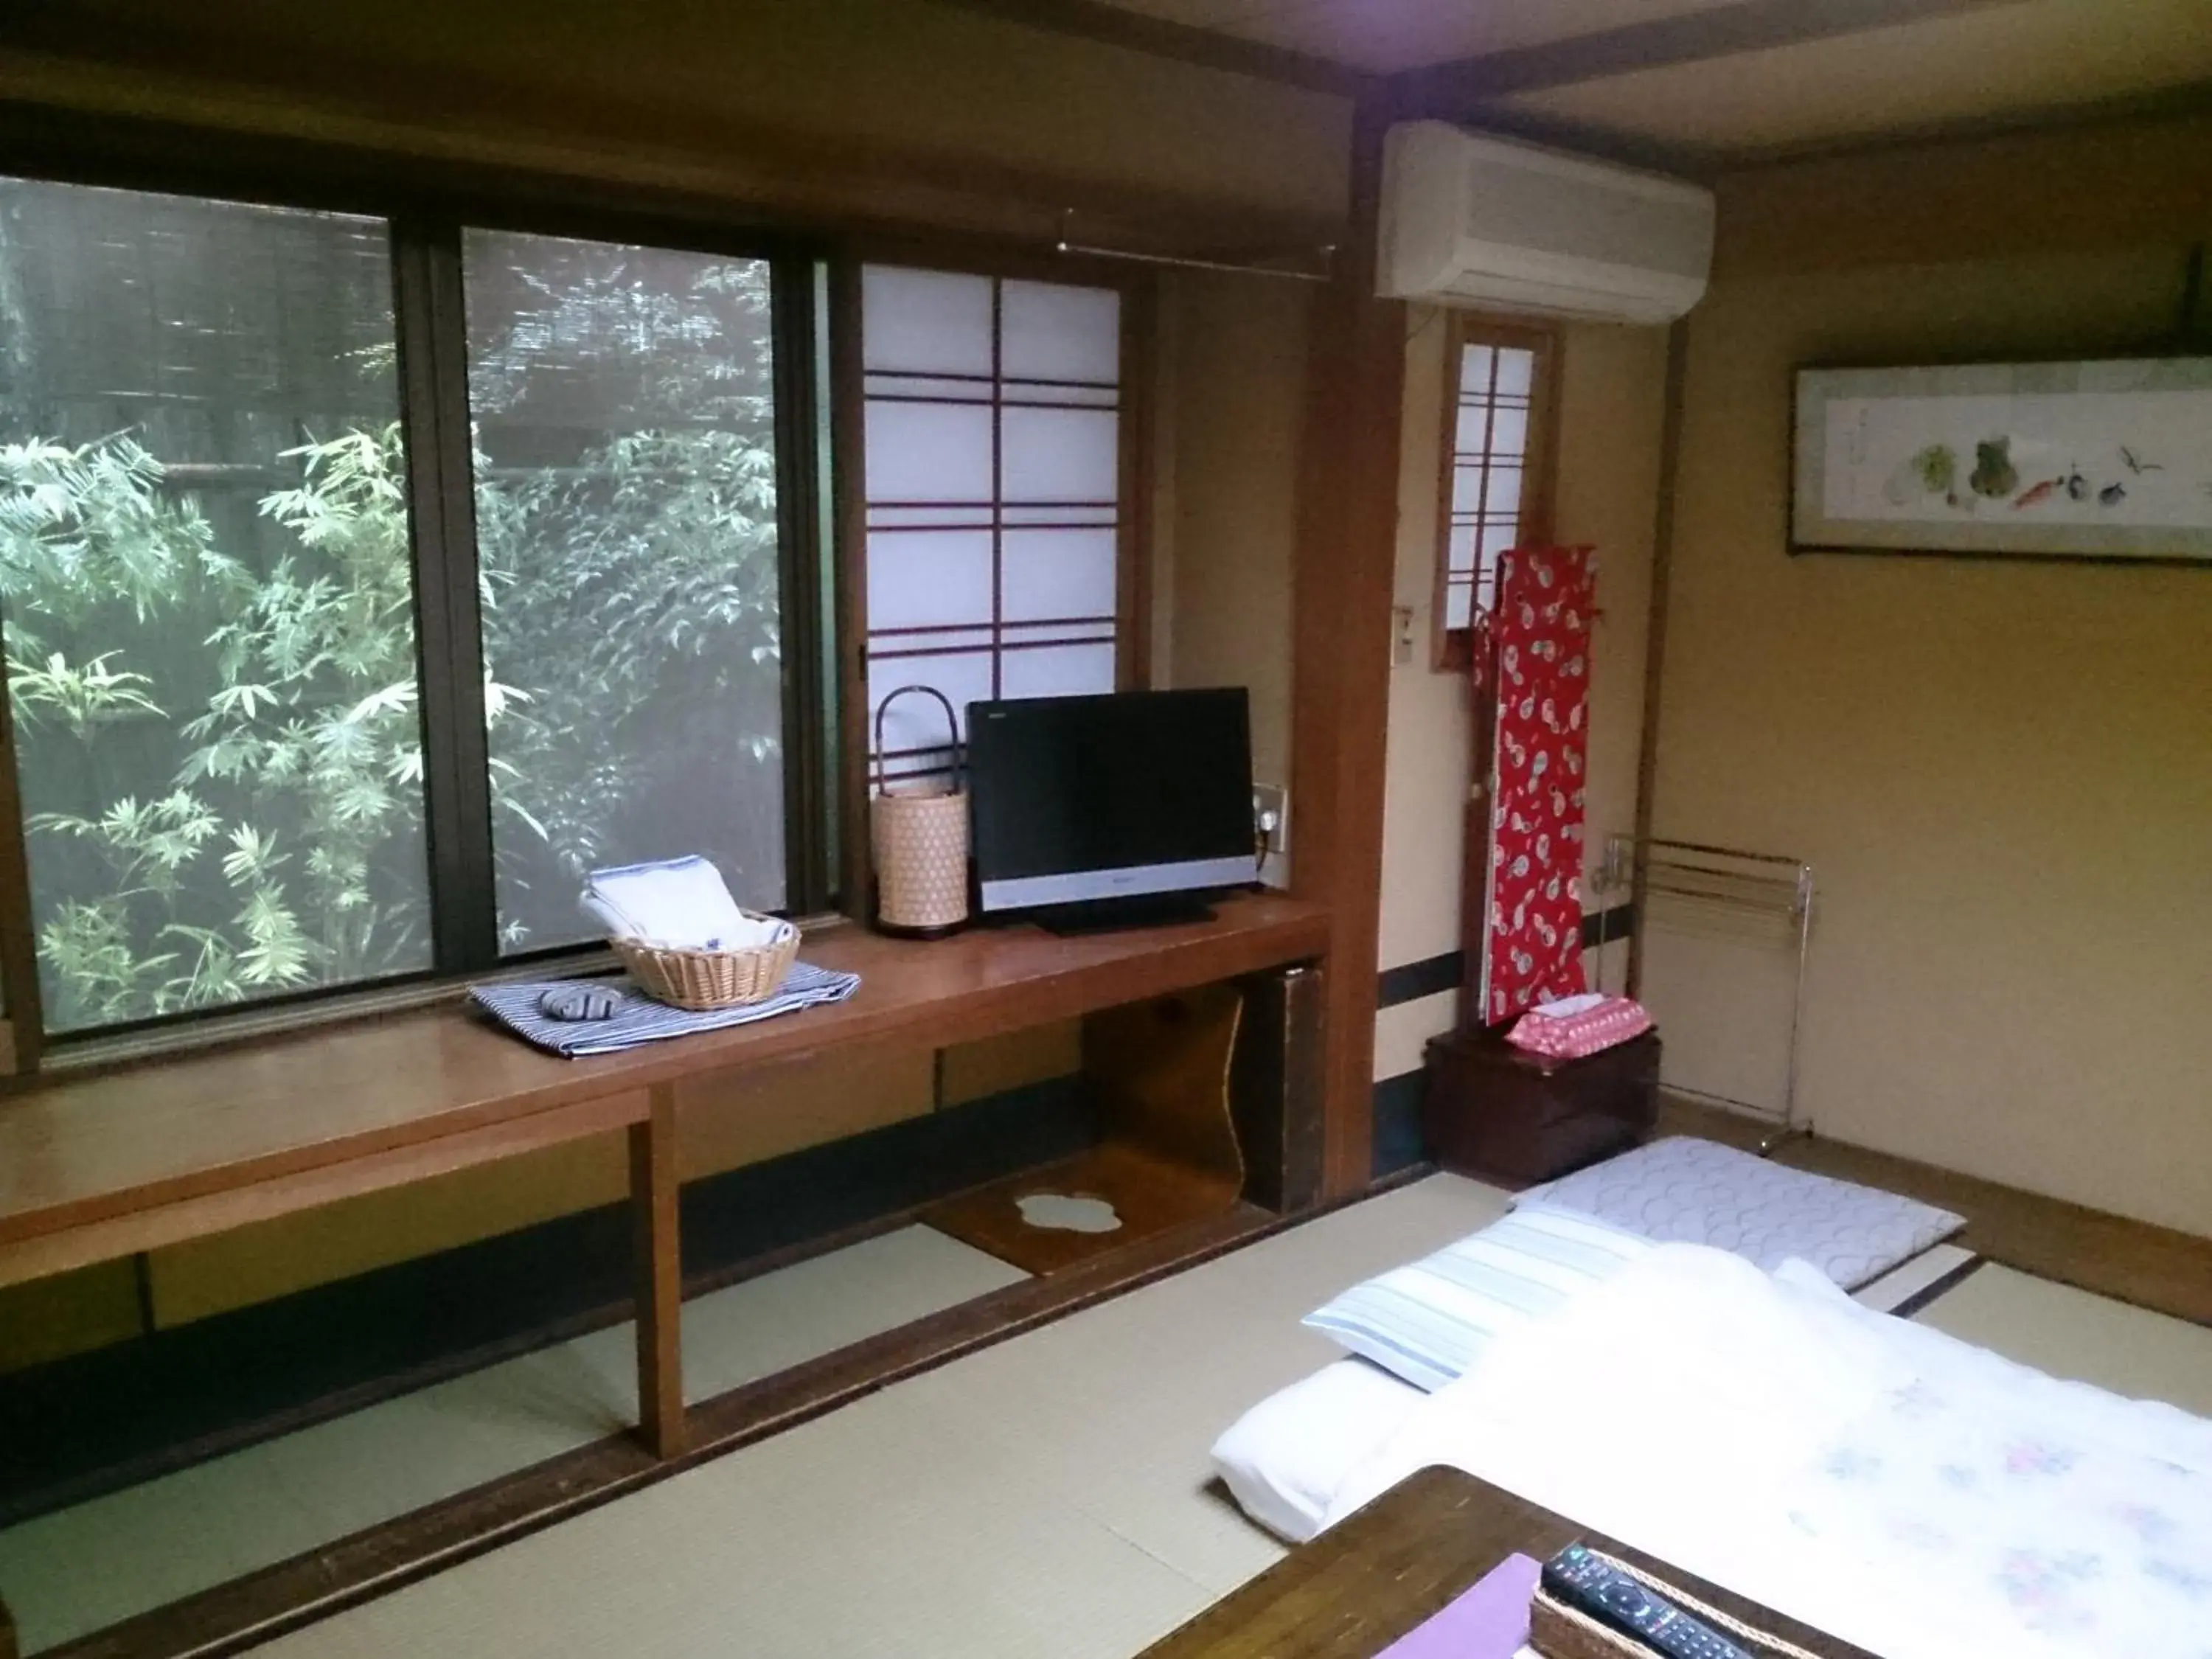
1593, 834, 1815, 1155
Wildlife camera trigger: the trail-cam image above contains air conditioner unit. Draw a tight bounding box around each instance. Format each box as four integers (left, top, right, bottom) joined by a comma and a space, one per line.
1378, 122, 1714, 324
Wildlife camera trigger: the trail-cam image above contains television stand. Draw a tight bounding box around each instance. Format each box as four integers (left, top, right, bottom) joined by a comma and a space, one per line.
1023, 893, 1219, 935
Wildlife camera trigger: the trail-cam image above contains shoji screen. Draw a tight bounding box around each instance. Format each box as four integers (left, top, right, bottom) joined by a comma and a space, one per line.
860, 265, 1123, 782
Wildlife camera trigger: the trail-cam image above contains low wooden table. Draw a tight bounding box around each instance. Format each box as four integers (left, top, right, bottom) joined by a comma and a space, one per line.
1138, 1465, 1870, 1659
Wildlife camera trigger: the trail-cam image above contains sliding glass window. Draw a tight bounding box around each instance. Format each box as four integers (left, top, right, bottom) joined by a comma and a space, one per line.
0, 175, 816, 1045
0, 180, 431, 1033
463, 232, 787, 953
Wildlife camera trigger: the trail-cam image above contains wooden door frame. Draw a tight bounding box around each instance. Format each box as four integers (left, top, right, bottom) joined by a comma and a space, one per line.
1290, 97, 1407, 1200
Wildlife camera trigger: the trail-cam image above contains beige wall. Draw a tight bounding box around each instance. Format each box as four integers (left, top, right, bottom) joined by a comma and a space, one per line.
1373, 308, 1672, 1080
1649, 123, 2212, 1232
1159, 271, 1311, 794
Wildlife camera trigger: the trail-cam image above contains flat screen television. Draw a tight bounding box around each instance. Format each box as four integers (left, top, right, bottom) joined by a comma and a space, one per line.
967, 688, 1256, 931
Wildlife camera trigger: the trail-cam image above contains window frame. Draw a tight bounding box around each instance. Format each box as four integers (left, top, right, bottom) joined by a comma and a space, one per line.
829, 245, 1155, 915
0, 139, 838, 1065
1431, 312, 1562, 673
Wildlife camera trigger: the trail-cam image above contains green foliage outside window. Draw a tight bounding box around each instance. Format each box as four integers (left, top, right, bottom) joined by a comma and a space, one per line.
0, 243, 784, 1032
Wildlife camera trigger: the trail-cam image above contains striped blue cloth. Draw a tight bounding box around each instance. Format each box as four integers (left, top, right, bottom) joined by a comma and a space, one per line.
1301, 1203, 1652, 1391
469, 961, 861, 1057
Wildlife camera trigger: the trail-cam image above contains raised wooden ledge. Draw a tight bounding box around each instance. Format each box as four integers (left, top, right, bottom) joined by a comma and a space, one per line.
0, 894, 1331, 1274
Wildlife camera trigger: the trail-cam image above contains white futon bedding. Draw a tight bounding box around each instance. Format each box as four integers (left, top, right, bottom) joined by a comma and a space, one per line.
1321, 1245, 2212, 1659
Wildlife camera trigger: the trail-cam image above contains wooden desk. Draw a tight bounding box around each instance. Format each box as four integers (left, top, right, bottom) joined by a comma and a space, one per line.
1138, 1466, 1871, 1659
0, 894, 1329, 1461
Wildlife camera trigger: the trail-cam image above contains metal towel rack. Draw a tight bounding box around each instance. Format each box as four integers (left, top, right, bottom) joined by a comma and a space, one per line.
1593, 835, 1815, 1155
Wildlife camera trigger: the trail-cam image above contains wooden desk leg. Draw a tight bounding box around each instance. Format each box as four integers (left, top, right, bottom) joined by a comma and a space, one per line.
629, 1084, 685, 1458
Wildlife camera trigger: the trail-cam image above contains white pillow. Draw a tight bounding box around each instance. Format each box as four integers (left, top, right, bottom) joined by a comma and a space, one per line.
1300, 1203, 1652, 1391
1208, 1358, 1425, 1543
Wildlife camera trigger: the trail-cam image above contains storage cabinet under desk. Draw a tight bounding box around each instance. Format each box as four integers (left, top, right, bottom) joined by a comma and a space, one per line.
1419, 1029, 1660, 1188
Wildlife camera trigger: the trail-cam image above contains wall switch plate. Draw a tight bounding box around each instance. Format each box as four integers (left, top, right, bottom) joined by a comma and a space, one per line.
1391, 605, 1416, 667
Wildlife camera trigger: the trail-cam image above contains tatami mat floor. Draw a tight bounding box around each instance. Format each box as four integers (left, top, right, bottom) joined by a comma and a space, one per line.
246, 1175, 1518, 1659
7, 1174, 2209, 1658
1913, 1262, 2212, 1416
0, 1226, 1028, 1652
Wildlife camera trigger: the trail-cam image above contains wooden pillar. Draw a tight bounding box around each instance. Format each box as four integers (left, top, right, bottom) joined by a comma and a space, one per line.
629, 1082, 686, 1458
1291, 95, 1408, 1200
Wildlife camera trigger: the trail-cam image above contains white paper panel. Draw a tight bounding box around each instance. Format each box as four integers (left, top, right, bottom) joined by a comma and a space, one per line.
1452, 462, 1486, 515
1460, 344, 1495, 393
1455, 402, 1492, 455
866, 400, 993, 504
1489, 403, 1531, 460
866, 530, 994, 631
1493, 347, 1537, 399
1000, 642, 1115, 700
1001, 406, 1119, 504
1001, 281, 1121, 385
1485, 465, 1523, 520
869, 652, 995, 759
1482, 523, 1518, 566
1445, 584, 1475, 630
1446, 526, 1478, 575
1001, 529, 1118, 622
862, 266, 992, 376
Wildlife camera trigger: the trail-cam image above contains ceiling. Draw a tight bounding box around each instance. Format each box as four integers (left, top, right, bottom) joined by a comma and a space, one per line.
1077, 0, 2212, 161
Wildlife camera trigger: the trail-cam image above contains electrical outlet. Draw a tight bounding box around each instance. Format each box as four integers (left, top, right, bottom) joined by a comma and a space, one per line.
1252, 782, 1288, 858
1391, 605, 1416, 667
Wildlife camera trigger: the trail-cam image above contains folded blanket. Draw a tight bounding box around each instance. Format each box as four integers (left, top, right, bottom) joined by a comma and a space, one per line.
471, 962, 860, 1057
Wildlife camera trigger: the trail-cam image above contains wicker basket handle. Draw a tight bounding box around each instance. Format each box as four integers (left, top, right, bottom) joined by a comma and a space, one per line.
872, 684, 963, 793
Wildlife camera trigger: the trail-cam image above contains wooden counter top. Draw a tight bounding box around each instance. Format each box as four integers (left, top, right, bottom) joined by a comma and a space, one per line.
0, 893, 1329, 1262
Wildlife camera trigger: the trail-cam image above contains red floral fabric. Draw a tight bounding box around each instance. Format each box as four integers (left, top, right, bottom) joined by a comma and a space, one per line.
1482, 545, 1593, 1024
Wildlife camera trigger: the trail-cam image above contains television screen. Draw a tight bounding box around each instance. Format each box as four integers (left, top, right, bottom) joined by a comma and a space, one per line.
967, 689, 1255, 916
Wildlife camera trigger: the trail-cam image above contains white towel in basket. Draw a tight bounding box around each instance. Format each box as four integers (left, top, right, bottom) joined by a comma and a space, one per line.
580, 855, 777, 951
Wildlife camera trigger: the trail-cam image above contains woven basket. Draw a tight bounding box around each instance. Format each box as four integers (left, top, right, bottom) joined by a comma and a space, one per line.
610, 914, 800, 1011
872, 685, 970, 937
1530, 1551, 1825, 1659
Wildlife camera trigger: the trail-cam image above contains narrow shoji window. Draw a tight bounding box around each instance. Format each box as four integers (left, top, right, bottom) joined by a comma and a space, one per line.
1436, 319, 1557, 668
860, 265, 1123, 783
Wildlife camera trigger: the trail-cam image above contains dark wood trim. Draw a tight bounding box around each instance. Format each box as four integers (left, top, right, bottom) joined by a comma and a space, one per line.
1626, 321, 1691, 999
1889, 1254, 1986, 1320
0, 627, 43, 1074
1, 1585, 16, 1659
1290, 97, 1406, 1199
0, 57, 1340, 273
1387, 0, 2024, 116
44, 1202, 1293, 1659
924, 0, 1371, 100
390, 220, 498, 979
627, 1085, 684, 1459
1117, 274, 1160, 690
1377, 952, 1464, 1012
827, 257, 873, 918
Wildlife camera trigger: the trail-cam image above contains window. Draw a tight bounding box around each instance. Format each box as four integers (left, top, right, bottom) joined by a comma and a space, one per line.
0, 174, 817, 1044
859, 265, 1128, 783
0, 180, 431, 1034
1436, 316, 1557, 669
463, 232, 789, 952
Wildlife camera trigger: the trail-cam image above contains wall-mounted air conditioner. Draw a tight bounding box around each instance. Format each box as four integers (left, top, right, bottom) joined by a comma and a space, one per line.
1378, 122, 1714, 324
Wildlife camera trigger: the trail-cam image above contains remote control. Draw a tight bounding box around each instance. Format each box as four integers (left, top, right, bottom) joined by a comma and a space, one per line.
1541, 1545, 1754, 1659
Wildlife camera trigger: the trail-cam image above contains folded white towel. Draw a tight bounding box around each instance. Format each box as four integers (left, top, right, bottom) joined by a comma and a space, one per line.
580, 855, 771, 952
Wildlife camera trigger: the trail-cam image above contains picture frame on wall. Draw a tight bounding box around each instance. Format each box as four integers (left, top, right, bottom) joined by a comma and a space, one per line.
1792, 355, 2212, 564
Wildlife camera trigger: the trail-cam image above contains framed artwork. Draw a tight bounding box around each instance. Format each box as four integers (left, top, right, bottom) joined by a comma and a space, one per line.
1792, 356, 2212, 564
